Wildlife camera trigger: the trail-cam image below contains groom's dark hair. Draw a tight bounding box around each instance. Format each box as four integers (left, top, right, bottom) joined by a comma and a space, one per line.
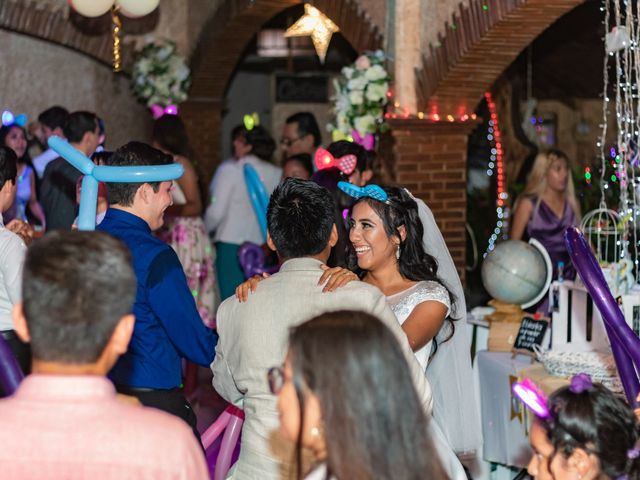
267, 178, 336, 258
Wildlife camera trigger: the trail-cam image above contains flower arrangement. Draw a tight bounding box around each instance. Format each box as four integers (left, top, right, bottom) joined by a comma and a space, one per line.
130, 40, 191, 107
329, 50, 391, 140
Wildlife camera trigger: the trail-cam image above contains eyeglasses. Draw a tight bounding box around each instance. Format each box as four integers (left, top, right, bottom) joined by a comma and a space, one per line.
279, 136, 302, 148
267, 366, 284, 394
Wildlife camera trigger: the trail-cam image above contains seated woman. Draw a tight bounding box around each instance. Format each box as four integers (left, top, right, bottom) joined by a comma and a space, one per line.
521, 374, 639, 480
270, 310, 446, 480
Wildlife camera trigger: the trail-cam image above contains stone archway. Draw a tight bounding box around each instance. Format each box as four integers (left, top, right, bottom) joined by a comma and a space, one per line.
415, 0, 585, 116
0, 0, 132, 66
183, 0, 384, 181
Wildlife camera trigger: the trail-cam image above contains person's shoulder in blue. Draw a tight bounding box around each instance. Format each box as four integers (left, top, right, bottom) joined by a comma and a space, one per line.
97, 142, 218, 391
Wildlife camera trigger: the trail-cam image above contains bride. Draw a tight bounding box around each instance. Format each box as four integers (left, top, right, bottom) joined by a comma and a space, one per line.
336, 183, 482, 459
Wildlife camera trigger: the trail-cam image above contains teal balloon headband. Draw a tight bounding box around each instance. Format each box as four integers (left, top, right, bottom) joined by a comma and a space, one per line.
337, 181, 390, 204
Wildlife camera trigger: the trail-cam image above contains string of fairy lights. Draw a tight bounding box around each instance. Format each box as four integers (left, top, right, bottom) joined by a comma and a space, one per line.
594, 0, 640, 277
483, 91, 508, 257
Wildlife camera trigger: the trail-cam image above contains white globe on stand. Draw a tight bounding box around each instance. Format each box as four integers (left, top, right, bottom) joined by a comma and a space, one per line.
116, 0, 160, 18
69, 0, 114, 17
481, 239, 553, 308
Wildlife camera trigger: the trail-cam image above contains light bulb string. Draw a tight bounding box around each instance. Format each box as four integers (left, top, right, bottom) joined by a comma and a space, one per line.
111, 5, 122, 72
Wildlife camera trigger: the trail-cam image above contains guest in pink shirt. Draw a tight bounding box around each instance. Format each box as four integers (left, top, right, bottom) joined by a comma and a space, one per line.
0, 230, 209, 480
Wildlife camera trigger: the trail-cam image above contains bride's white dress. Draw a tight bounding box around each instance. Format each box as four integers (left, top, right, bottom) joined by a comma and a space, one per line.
387, 281, 468, 480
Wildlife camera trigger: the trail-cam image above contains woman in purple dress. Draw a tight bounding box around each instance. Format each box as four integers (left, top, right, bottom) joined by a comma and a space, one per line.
511, 149, 581, 313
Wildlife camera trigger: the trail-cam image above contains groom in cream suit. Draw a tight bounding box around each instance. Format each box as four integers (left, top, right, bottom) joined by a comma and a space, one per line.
211, 178, 433, 480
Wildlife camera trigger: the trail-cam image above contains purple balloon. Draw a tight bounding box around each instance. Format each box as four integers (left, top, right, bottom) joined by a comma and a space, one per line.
565, 227, 640, 404
238, 242, 279, 279
0, 336, 24, 395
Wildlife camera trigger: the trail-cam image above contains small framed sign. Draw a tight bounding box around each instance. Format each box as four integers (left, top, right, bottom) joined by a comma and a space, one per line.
513, 315, 550, 355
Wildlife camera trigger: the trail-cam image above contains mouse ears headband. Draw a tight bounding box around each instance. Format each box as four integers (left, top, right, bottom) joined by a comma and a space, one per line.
315, 148, 358, 176
512, 373, 594, 419
150, 104, 178, 120
1, 111, 27, 128
337, 181, 390, 204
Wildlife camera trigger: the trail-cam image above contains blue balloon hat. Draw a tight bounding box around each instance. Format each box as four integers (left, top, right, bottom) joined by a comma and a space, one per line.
48, 136, 184, 231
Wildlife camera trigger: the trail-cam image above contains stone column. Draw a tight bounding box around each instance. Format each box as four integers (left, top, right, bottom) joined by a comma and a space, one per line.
388, 118, 480, 283
393, 0, 421, 113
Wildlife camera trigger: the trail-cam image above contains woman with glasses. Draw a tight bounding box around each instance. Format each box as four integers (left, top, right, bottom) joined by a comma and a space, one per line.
268, 310, 446, 480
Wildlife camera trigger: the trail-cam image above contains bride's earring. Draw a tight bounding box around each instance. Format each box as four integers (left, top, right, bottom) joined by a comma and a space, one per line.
396, 246, 401, 260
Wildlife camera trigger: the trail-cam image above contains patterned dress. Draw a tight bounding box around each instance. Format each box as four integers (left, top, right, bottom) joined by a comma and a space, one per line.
157, 183, 218, 327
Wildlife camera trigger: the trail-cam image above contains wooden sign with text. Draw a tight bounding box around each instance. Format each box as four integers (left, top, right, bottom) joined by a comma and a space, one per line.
513, 315, 550, 355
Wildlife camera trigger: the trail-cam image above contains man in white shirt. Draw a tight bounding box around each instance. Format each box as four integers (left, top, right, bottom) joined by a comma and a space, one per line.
0, 146, 29, 383
32, 106, 69, 179
205, 125, 281, 300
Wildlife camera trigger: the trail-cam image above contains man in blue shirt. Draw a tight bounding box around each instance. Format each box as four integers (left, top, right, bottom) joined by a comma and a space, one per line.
98, 141, 217, 442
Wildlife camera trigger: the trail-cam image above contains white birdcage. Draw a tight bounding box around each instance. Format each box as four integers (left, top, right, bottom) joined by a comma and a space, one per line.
580, 207, 624, 265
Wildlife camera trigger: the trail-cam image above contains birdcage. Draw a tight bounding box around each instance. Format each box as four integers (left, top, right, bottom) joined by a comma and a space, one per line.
580, 207, 624, 265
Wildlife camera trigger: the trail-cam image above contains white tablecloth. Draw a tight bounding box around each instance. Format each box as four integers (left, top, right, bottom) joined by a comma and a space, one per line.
476, 351, 535, 468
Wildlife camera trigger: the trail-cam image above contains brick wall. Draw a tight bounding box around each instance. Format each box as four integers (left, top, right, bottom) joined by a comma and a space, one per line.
180, 98, 222, 194
389, 119, 480, 283
187, 0, 383, 181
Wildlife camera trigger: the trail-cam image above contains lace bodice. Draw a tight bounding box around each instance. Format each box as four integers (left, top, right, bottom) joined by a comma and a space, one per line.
386, 281, 451, 371
386, 280, 451, 324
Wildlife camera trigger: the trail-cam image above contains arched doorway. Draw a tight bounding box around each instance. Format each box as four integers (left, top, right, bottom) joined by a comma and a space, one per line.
183, 0, 383, 181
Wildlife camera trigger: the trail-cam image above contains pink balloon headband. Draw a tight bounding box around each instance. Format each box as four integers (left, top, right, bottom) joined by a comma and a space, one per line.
315, 148, 358, 176
150, 104, 178, 120
1, 110, 27, 128
512, 374, 594, 419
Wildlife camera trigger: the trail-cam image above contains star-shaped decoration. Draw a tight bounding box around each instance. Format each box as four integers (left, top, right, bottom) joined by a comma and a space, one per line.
285, 4, 339, 63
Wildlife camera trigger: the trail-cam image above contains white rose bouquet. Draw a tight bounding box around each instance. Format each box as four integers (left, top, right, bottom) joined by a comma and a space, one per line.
328, 50, 390, 143
130, 40, 191, 107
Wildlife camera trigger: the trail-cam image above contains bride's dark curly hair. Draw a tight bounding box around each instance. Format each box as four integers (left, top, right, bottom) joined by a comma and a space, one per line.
346, 186, 457, 348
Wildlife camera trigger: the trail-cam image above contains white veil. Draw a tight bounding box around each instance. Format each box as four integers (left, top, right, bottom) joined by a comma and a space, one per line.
411, 192, 483, 455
